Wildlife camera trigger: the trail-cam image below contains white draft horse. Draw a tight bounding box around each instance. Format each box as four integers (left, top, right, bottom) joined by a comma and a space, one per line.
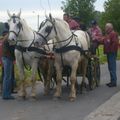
34, 15, 90, 101
7, 10, 52, 99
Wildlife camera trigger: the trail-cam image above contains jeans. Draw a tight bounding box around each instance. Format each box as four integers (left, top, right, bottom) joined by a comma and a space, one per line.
107, 52, 117, 84
2, 57, 14, 98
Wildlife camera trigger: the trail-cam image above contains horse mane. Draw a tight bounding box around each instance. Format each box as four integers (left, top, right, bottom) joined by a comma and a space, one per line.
54, 18, 71, 33
55, 18, 70, 28
20, 18, 33, 32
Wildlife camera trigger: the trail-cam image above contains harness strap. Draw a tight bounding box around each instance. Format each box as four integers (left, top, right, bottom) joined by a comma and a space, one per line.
60, 52, 64, 68
21, 51, 31, 71
15, 45, 48, 71
15, 45, 47, 55
54, 45, 88, 55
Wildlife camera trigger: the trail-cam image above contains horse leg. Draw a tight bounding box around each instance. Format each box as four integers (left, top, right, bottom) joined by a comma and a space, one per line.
54, 63, 62, 98
80, 58, 88, 93
30, 61, 38, 98
69, 62, 78, 101
14, 54, 27, 99
17, 68, 27, 99
44, 64, 51, 95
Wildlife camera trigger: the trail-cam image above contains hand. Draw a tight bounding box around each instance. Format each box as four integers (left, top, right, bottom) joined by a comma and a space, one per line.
97, 36, 105, 44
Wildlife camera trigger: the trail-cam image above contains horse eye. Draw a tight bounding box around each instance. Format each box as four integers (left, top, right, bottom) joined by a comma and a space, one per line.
45, 26, 52, 33
17, 22, 22, 29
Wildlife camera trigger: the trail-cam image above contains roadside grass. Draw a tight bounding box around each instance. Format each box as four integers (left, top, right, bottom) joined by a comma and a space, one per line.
97, 45, 120, 64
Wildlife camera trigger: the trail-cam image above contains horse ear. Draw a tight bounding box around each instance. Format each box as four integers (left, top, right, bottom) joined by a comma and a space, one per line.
45, 14, 48, 19
17, 9, 21, 17
7, 10, 11, 18
49, 13, 52, 20
49, 13, 55, 22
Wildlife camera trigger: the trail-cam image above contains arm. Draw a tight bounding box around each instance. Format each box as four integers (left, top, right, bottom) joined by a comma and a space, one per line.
2, 34, 9, 41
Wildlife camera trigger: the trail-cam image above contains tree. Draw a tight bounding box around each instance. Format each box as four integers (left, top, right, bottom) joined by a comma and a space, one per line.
61, 0, 96, 25
100, 0, 120, 33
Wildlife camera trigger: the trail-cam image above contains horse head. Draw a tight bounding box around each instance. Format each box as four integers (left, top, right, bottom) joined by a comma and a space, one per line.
7, 10, 23, 45
34, 14, 57, 47
34, 14, 71, 48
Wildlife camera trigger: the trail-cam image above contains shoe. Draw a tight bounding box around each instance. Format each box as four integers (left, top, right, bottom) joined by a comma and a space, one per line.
106, 83, 116, 87
106, 82, 112, 86
3, 96, 15, 100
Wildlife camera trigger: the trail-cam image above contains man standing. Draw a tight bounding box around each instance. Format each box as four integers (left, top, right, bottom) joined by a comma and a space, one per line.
1, 23, 15, 99
102, 23, 118, 87
88, 20, 102, 55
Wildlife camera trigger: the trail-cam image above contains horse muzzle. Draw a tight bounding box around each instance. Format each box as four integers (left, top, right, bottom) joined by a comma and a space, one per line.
8, 39, 16, 45
34, 41, 42, 48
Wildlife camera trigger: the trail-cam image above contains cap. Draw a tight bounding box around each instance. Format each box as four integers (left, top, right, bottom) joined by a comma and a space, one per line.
2, 22, 9, 36
91, 20, 97, 25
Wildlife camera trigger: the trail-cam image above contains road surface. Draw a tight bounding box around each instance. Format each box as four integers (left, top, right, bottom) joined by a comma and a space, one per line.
0, 61, 120, 120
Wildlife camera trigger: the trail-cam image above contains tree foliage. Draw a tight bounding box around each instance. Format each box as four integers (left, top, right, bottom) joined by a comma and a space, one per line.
61, 0, 96, 25
100, 0, 120, 33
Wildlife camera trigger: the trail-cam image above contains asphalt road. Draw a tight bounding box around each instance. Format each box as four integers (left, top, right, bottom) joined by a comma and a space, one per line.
0, 61, 120, 120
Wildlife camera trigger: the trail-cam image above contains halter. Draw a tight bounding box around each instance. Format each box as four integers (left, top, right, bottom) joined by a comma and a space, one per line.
9, 15, 23, 38
38, 19, 57, 43
38, 18, 80, 50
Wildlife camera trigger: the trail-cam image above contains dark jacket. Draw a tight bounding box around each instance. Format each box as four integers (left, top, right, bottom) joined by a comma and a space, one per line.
1, 35, 15, 61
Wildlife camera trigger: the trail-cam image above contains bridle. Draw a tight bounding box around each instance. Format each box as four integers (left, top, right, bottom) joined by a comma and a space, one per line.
37, 18, 57, 44
38, 18, 78, 48
9, 15, 23, 38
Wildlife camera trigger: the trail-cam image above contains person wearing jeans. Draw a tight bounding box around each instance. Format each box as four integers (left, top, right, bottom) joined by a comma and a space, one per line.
1, 24, 15, 99
101, 23, 118, 87
107, 52, 117, 86
2, 57, 14, 99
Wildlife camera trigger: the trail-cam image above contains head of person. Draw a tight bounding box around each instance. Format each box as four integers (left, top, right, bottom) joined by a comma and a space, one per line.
63, 13, 70, 22
2, 30, 9, 37
105, 23, 113, 33
2, 22, 9, 36
91, 20, 97, 27
4, 22, 9, 30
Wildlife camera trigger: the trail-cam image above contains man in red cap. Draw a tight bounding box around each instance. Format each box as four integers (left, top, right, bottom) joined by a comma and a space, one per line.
63, 13, 80, 30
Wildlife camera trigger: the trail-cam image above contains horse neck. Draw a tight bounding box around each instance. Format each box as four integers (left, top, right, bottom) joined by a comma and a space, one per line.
55, 24, 73, 48
17, 22, 35, 47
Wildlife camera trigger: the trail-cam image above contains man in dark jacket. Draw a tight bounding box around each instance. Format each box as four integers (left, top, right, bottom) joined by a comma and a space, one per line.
1, 23, 15, 99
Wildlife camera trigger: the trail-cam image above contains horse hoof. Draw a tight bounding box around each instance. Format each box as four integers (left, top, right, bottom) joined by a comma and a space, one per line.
31, 96, 37, 99
53, 96, 61, 101
43, 92, 49, 96
22, 96, 27, 100
30, 97, 37, 101
31, 93, 36, 98
69, 97, 75, 102
17, 96, 27, 101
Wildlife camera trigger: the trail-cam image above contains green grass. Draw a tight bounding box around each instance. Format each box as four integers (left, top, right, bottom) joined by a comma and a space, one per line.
97, 45, 120, 64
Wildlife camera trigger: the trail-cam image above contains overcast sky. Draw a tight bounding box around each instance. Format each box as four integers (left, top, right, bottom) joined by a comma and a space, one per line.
0, 0, 106, 30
